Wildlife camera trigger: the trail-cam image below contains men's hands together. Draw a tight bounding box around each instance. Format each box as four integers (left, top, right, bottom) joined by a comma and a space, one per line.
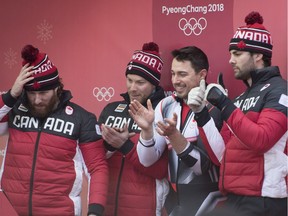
156, 113, 179, 137
101, 124, 135, 149
187, 74, 228, 112
129, 99, 186, 154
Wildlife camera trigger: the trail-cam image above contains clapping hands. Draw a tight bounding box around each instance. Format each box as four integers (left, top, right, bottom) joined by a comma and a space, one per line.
128, 99, 155, 131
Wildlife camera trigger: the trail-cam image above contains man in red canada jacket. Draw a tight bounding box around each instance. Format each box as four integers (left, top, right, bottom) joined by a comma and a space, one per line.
99, 42, 169, 216
0, 45, 108, 216
188, 11, 287, 216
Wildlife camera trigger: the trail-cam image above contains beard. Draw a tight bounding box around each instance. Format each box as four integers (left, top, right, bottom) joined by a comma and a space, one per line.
27, 92, 59, 119
234, 57, 256, 81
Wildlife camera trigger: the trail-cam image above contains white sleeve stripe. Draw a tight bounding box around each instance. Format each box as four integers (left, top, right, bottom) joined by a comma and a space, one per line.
202, 119, 225, 162
0, 105, 12, 121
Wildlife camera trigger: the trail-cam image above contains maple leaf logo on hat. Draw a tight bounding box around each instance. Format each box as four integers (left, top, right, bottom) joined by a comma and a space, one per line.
21, 44, 60, 91
229, 11, 273, 57
237, 40, 247, 49
32, 81, 41, 90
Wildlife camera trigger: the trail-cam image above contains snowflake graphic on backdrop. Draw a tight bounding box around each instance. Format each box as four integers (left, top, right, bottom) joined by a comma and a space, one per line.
37, 20, 53, 44
4, 48, 17, 69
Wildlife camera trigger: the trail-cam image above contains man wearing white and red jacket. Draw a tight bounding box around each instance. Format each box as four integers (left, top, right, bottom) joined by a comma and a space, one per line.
129, 46, 224, 216
188, 12, 287, 216
0, 45, 108, 216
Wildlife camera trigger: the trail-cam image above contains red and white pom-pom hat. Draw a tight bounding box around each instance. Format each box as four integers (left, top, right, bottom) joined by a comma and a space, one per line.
229, 11, 273, 58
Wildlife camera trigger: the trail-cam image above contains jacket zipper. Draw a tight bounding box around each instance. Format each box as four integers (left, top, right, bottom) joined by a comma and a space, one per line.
221, 152, 226, 191
221, 88, 251, 192
114, 156, 125, 216
28, 124, 43, 216
176, 158, 180, 205
175, 103, 191, 205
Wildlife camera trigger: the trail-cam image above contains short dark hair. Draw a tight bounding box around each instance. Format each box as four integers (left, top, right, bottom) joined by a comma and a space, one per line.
262, 55, 272, 67
250, 52, 272, 67
171, 46, 209, 73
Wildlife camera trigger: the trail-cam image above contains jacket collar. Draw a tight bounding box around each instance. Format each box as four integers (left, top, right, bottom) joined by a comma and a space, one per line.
247, 66, 281, 87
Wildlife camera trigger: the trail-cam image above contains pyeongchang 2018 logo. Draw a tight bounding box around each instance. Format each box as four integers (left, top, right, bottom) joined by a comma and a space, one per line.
93, 87, 115, 102
178, 17, 207, 36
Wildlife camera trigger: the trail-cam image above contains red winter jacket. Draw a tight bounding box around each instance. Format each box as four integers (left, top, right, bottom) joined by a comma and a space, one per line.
98, 88, 169, 216
197, 67, 287, 198
0, 90, 108, 216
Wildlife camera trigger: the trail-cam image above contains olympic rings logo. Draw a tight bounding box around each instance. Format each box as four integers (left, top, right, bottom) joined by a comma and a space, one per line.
178, 17, 207, 36
93, 87, 115, 101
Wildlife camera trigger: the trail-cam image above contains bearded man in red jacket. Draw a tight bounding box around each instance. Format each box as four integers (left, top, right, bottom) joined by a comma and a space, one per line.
0, 45, 108, 216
